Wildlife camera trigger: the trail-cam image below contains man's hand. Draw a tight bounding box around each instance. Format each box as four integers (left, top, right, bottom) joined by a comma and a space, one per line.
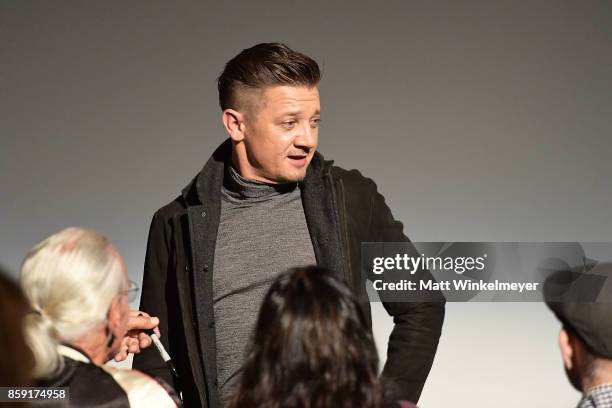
114, 310, 161, 362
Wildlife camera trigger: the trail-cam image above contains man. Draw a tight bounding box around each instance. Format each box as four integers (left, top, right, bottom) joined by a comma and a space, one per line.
133, 43, 445, 407
546, 263, 612, 408
19, 228, 179, 407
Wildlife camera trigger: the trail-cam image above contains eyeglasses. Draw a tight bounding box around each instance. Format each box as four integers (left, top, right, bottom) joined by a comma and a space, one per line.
120, 280, 140, 303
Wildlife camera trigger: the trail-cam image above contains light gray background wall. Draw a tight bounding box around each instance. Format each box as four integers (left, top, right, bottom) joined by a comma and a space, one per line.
1, 1, 611, 406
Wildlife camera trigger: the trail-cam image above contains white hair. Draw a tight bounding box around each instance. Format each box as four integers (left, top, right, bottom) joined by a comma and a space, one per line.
19, 227, 126, 378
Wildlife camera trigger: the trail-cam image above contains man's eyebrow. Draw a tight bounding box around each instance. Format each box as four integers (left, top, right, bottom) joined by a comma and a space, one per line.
279, 109, 321, 117
280, 111, 300, 117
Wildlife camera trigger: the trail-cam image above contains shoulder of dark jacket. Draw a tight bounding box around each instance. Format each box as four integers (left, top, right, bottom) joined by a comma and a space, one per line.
329, 163, 378, 197
151, 139, 231, 219
155, 141, 381, 218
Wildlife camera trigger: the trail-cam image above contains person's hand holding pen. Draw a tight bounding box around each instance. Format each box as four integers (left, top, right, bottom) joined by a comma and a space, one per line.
113, 310, 160, 362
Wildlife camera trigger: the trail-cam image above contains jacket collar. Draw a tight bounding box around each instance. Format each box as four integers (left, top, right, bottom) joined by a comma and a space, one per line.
181, 138, 334, 205
181, 139, 345, 407
58, 344, 92, 364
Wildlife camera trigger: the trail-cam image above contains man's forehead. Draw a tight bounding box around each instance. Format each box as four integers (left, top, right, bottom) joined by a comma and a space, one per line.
235, 85, 319, 120
263, 85, 319, 101
262, 86, 320, 113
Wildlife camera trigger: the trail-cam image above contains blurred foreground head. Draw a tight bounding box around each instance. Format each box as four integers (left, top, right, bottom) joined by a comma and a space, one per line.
545, 262, 612, 395
0, 266, 34, 386
228, 266, 382, 408
19, 228, 130, 378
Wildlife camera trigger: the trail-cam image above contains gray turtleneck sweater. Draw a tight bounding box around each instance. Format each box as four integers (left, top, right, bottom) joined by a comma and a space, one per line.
212, 166, 317, 402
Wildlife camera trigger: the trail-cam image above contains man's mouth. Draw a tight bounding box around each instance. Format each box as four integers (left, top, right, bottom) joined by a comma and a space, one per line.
287, 153, 309, 166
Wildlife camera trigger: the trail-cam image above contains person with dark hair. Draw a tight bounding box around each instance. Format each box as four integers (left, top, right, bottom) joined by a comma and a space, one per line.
227, 266, 384, 408
0, 265, 35, 388
545, 263, 612, 408
134, 42, 445, 407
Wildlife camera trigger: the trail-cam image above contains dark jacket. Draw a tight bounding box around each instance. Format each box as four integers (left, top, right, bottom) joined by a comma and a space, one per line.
133, 140, 445, 407
35, 344, 180, 407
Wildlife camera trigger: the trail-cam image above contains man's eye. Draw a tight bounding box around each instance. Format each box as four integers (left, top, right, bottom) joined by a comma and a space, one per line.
283, 121, 296, 129
311, 118, 321, 128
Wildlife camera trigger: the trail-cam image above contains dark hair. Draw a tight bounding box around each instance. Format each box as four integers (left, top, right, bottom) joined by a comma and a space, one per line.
0, 266, 35, 386
562, 323, 598, 381
217, 43, 321, 116
228, 266, 383, 408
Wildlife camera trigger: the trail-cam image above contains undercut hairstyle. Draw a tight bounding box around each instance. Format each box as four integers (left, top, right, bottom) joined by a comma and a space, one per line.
228, 266, 383, 408
217, 42, 321, 119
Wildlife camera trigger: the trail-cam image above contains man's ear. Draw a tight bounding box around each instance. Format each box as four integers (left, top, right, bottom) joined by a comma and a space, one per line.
559, 328, 574, 370
107, 295, 125, 336
222, 109, 247, 142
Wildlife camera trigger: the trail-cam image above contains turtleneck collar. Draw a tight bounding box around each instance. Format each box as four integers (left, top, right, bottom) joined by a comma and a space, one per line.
223, 165, 297, 201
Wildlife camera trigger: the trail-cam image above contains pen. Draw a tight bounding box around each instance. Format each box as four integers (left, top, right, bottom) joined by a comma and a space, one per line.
145, 328, 179, 380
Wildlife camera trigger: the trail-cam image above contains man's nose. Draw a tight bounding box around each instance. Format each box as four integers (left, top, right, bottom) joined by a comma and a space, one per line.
294, 122, 316, 149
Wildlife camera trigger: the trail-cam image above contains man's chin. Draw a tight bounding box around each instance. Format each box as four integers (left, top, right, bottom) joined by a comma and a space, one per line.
277, 174, 306, 184
275, 169, 307, 184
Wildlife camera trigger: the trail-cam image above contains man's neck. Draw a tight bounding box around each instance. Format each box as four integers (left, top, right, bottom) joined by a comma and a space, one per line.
582, 360, 612, 394
70, 332, 110, 366
230, 144, 270, 184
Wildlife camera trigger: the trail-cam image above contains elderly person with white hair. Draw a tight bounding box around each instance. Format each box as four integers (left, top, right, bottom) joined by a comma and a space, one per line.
20, 227, 180, 407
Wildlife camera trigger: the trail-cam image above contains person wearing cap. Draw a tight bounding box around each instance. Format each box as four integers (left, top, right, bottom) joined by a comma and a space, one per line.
546, 263, 612, 408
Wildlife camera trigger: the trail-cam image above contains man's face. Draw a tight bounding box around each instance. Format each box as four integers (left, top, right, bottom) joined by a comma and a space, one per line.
238, 85, 320, 183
